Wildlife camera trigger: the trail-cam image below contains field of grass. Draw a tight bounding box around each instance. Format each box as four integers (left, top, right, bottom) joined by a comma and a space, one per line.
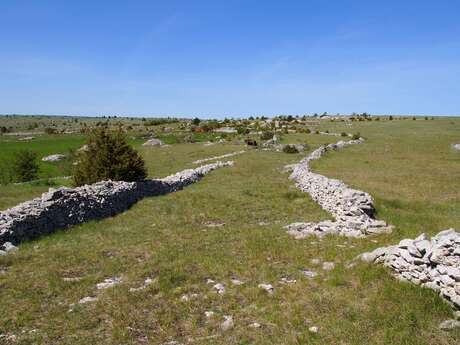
0, 117, 460, 344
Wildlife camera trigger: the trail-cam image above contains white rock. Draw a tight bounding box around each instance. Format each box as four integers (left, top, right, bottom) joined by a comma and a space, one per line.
213, 283, 225, 294
258, 283, 274, 294
221, 315, 234, 331
96, 277, 122, 290
439, 319, 460, 330
308, 326, 319, 333
322, 262, 335, 271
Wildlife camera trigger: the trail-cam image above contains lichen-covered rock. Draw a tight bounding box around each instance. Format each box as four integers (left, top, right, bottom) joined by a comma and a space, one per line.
285, 139, 392, 238
0, 161, 234, 247
359, 229, 460, 309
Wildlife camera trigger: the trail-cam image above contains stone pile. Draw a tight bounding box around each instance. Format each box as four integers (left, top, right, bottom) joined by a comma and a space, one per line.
42, 154, 66, 162
285, 139, 392, 238
192, 150, 245, 164
452, 143, 460, 151
0, 161, 234, 247
359, 229, 460, 309
142, 138, 163, 146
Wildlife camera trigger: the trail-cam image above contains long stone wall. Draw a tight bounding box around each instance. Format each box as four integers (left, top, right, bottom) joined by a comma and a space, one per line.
285, 139, 392, 238
192, 150, 245, 164
0, 161, 234, 248
360, 229, 460, 309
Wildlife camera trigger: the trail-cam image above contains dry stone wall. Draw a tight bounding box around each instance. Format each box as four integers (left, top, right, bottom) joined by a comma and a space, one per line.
192, 151, 245, 164
285, 139, 392, 238
0, 161, 233, 248
359, 229, 460, 309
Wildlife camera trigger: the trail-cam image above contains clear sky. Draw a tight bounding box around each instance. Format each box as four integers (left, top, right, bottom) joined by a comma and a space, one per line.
1, 0, 459, 118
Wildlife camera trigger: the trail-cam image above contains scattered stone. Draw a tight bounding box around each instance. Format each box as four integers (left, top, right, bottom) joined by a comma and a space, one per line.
213, 283, 225, 294
279, 277, 297, 284
96, 277, 122, 290
180, 293, 199, 302
258, 283, 274, 294
439, 319, 460, 330
206, 278, 216, 285
42, 154, 66, 162
18, 136, 34, 141
205, 311, 215, 318
78, 296, 98, 304
1, 242, 18, 253
285, 139, 393, 238
310, 258, 321, 265
322, 262, 335, 271
78, 144, 89, 152
360, 230, 460, 309
231, 278, 244, 286
129, 278, 154, 292
221, 315, 234, 331
301, 270, 318, 278
249, 322, 261, 328
452, 143, 460, 151
308, 326, 319, 333
142, 138, 163, 146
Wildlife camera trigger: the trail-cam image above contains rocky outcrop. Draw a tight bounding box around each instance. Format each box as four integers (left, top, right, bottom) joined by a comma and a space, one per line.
42, 154, 66, 162
285, 139, 392, 238
0, 161, 234, 247
192, 151, 245, 164
359, 229, 460, 309
142, 138, 163, 146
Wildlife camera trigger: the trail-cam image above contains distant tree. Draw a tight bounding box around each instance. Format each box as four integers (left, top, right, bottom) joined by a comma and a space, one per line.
0, 126, 8, 134
192, 117, 201, 126
389, 115, 393, 120
12, 150, 39, 182
73, 128, 147, 186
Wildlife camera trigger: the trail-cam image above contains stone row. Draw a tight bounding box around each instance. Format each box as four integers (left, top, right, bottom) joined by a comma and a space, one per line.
192, 150, 245, 164
0, 161, 234, 248
285, 139, 392, 238
359, 229, 460, 309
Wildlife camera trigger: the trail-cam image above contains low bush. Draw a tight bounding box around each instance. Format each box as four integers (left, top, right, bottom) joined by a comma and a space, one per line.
12, 150, 40, 182
282, 145, 299, 154
341, 132, 348, 137
260, 131, 274, 140
73, 128, 147, 186
352, 132, 361, 140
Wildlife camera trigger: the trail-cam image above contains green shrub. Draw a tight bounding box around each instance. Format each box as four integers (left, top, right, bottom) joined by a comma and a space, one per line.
305, 128, 311, 134
260, 131, 274, 140
341, 132, 347, 137
282, 145, 299, 154
73, 128, 147, 186
12, 150, 40, 182
351, 132, 361, 140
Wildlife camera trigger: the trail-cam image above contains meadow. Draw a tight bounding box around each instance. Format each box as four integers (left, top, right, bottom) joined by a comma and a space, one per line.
0, 116, 459, 344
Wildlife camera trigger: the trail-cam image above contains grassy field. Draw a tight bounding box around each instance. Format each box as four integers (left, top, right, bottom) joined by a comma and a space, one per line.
0, 118, 460, 344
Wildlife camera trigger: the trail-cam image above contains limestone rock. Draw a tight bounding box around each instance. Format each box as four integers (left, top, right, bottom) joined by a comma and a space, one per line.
42, 154, 66, 162
285, 139, 392, 239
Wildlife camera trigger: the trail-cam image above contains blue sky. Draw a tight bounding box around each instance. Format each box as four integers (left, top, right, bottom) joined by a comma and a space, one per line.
1, 1, 459, 117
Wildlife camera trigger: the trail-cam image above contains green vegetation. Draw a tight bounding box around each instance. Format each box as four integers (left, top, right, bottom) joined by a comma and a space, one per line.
74, 128, 147, 186
0, 115, 459, 344
11, 150, 40, 182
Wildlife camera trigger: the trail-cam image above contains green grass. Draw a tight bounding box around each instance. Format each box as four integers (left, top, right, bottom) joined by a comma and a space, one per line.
0, 118, 460, 344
